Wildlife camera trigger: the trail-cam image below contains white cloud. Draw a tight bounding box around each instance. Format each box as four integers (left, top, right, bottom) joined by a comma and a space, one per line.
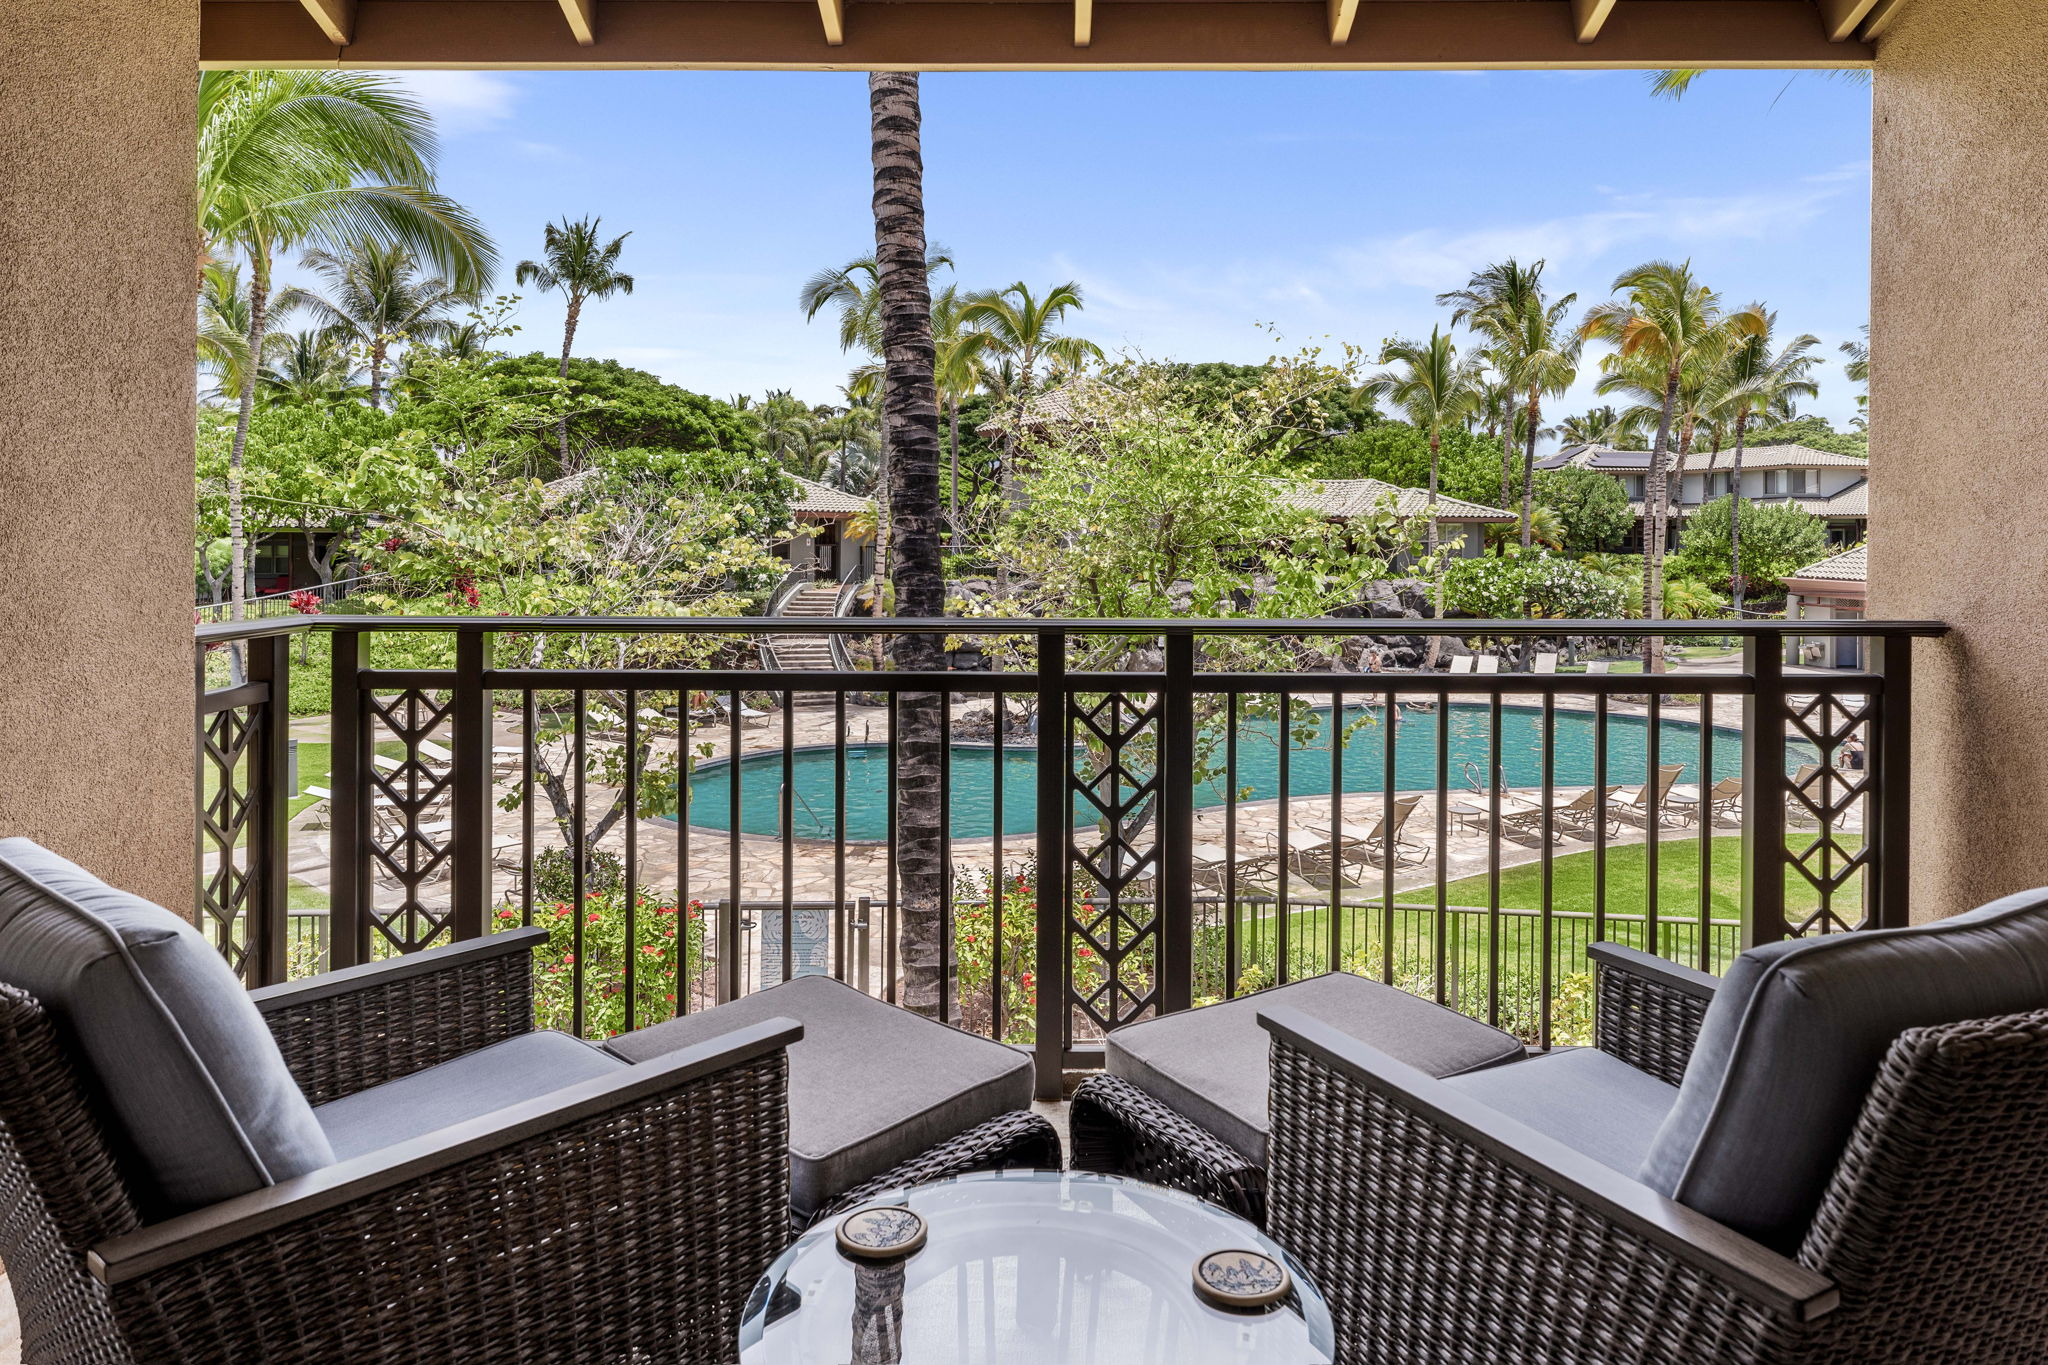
384, 72, 524, 135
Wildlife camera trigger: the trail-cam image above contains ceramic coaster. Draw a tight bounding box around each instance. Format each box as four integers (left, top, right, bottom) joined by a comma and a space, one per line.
1193, 1248, 1291, 1310
835, 1206, 928, 1261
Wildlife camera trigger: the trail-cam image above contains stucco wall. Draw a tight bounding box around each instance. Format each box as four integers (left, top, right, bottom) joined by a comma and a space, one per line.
0, 2, 199, 909
1870, 0, 2048, 920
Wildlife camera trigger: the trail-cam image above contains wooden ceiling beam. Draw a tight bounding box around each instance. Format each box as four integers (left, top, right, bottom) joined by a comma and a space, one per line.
1571, 0, 1619, 43
558, 0, 597, 46
1817, 0, 1882, 41
1075, 0, 1093, 48
294, 0, 355, 45
201, 1, 1875, 73
1857, 0, 1912, 40
1328, 0, 1360, 46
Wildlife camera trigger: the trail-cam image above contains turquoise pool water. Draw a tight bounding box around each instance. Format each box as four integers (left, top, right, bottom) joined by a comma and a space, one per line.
676, 702, 1782, 842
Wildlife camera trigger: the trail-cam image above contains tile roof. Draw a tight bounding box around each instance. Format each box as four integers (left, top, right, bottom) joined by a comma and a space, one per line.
1288, 478, 1515, 522
1787, 544, 1867, 584
974, 377, 1116, 436
787, 474, 872, 517
1554, 442, 1868, 475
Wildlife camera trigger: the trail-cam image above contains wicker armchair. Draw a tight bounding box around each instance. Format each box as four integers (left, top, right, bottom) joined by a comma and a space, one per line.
0, 929, 796, 1365
1258, 943, 2048, 1363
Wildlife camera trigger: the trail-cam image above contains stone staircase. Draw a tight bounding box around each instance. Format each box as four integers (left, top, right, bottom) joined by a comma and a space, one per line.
765, 582, 846, 671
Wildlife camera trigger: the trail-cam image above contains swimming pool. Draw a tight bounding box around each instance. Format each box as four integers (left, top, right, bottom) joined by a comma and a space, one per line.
675, 702, 1799, 842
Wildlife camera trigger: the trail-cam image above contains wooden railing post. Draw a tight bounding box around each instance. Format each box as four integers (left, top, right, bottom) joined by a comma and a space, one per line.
1870, 632, 1913, 929
245, 632, 292, 986
329, 626, 366, 969
450, 629, 494, 942
1157, 632, 1195, 1016
1034, 629, 1069, 1100
1741, 635, 1789, 947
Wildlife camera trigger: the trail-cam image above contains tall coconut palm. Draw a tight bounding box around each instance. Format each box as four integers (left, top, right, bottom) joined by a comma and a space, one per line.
958, 281, 1104, 509
1361, 329, 1483, 558
1440, 259, 1551, 523
1841, 324, 1870, 430
297, 241, 468, 408
1505, 288, 1581, 546
1707, 313, 1822, 615
931, 285, 992, 549
866, 71, 949, 1018
1581, 260, 1765, 667
199, 69, 495, 623
516, 217, 634, 465
197, 264, 255, 402
1557, 405, 1628, 448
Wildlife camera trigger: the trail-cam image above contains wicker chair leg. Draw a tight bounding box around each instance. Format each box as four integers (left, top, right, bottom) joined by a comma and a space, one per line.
1069, 1075, 1266, 1226
810, 1109, 1063, 1228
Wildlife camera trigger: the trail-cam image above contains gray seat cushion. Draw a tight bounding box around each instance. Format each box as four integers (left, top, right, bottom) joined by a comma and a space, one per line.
607, 975, 1033, 1218
315, 1030, 625, 1160
1443, 1046, 1679, 1176
0, 839, 334, 1214
1642, 887, 2048, 1250
1107, 972, 1526, 1164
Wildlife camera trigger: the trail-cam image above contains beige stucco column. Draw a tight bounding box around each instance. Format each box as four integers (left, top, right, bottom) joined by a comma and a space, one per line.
0, 2, 199, 910
1870, 0, 2048, 920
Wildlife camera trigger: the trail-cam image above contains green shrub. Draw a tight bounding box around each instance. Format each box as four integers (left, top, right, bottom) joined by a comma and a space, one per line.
498, 887, 708, 1039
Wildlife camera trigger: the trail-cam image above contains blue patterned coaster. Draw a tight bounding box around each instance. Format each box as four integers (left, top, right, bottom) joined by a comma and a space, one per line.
1193, 1248, 1291, 1310
835, 1206, 928, 1261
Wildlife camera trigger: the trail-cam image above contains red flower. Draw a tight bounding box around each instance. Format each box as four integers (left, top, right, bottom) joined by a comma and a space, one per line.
641, 945, 662, 956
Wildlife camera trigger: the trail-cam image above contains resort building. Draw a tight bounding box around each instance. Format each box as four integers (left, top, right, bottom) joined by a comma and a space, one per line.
1784, 543, 1870, 670
1539, 443, 1870, 551
1289, 478, 1515, 563
776, 475, 876, 583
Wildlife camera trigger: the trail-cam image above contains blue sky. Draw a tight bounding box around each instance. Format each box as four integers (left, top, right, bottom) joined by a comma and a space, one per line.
338, 67, 1873, 433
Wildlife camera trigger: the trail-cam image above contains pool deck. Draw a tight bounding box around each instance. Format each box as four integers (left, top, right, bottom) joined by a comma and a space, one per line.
275, 668, 1866, 930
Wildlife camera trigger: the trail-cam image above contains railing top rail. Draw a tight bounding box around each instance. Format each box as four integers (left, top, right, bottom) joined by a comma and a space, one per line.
195, 615, 1951, 645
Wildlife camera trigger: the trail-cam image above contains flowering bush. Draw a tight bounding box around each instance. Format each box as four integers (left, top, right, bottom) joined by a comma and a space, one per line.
952, 860, 1124, 1045
498, 886, 708, 1039
1443, 550, 1630, 620
287, 588, 323, 615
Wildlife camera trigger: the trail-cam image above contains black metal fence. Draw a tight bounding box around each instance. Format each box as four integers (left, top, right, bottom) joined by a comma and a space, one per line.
194, 615, 1937, 1095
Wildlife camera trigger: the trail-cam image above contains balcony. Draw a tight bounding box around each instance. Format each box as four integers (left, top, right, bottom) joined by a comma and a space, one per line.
193, 615, 1926, 1084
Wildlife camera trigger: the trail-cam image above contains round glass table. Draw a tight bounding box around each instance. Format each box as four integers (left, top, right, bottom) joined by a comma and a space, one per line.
737, 1170, 1335, 1364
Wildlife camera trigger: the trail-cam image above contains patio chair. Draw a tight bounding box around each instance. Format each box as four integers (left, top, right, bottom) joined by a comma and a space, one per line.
0, 838, 1058, 1365
1191, 840, 1278, 895
1444, 656, 1474, 676
1586, 659, 1612, 675
1251, 888, 2048, 1363
1320, 794, 1429, 873
1474, 655, 1501, 674
1670, 775, 1744, 826
1612, 762, 1687, 827
1532, 651, 1559, 674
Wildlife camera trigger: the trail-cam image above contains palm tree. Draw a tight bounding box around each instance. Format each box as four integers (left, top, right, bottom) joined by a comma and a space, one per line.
865, 71, 948, 1018
1361, 329, 1483, 559
516, 217, 634, 465
297, 241, 468, 408
1581, 261, 1765, 666
257, 330, 364, 407
1556, 405, 1628, 448
1707, 313, 1822, 615
1440, 259, 1556, 526
1841, 324, 1870, 430
931, 284, 992, 549
958, 280, 1104, 509
199, 69, 495, 623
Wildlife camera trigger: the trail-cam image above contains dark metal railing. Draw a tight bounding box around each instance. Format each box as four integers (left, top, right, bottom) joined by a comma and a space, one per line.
194, 615, 1941, 1095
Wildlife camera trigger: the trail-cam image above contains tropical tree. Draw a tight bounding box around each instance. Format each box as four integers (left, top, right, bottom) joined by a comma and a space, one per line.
959, 280, 1105, 508
516, 217, 634, 466
1360, 328, 1482, 557
866, 71, 948, 1018
1532, 466, 1635, 552
931, 284, 992, 548
1671, 496, 1830, 600
1704, 312, 1822, 614
297, 241, 469, 408
257, 330, 363, 407
1841, 324, 1870, 430
1580, 261, 1764, 666
198, 68, 494, 623
1440, 259, 1578, 543
1556, 405, 1630, 448
197, 264, 255, 402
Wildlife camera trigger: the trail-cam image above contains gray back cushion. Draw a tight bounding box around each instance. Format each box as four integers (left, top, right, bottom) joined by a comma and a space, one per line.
0, 839, 333, 1214
1640, 888, 2048, 1249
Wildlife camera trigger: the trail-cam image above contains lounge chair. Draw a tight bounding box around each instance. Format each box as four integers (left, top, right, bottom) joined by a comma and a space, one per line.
1474, 655, 1501, 674
1671, 775, 1744, 826
0, 839, 1061, 1364
1191, 840, 1278, 894
1313, 794, 1429, 873
1076, 886, 2048, 1362
1612, 763, 1686, 827
1532, 651, 1559, 674
1586, 660, 1611, 676
1443, 655, 1474, 676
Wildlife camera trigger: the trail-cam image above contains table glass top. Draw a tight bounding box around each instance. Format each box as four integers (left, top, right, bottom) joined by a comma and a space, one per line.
738, 1170, 1334, 1364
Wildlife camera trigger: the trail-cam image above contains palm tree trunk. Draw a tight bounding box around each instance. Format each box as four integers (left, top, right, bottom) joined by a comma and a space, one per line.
1500, 424, 1516, 512
869, 70, 949, 1019
1729, 410, 1751, 616
369, 337, 388, 410
948, 397, 963, 552
1520, 389, 1540, 549
557, 294, 582, 469
229, 251, 273, 628
1642, 363, 1681, 672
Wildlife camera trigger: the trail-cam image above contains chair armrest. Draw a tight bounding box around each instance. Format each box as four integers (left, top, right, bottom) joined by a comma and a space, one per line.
250, 928, 548, 1103
1257, 1006, 1835, 1352
89, 1018, 800, 1364
1588, 941, 1718, 1086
